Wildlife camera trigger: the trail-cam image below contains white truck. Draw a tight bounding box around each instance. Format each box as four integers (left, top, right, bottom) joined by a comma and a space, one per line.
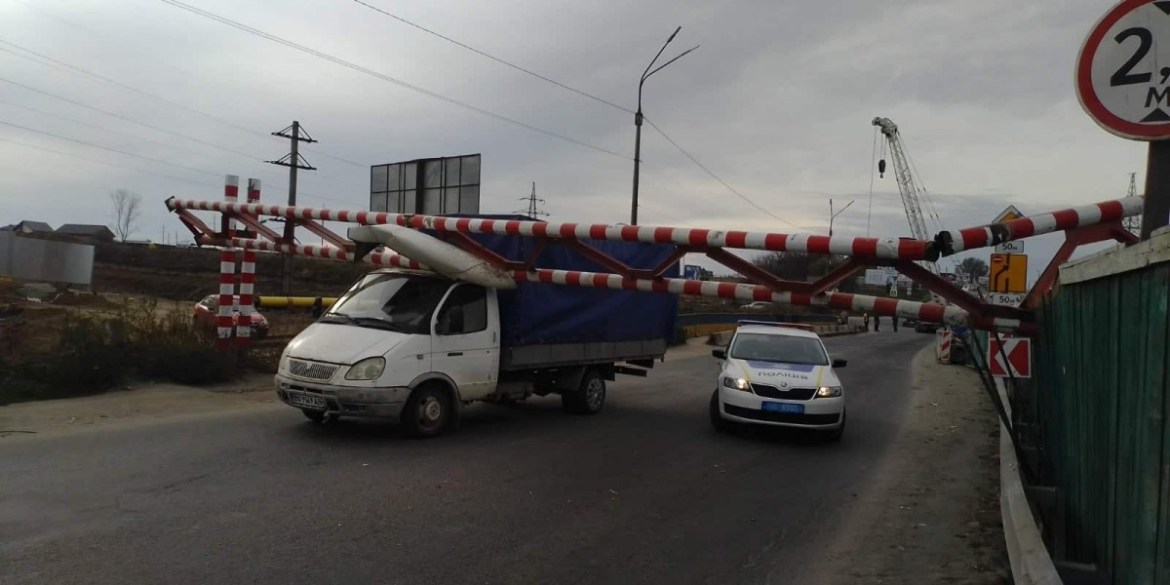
274, 221, 679, 437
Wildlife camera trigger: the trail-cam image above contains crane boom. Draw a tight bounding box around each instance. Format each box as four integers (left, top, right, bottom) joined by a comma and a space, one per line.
872, 117, 931, 242
872, 116, 939, 277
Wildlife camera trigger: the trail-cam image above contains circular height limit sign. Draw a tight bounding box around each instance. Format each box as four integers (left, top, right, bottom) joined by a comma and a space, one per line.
1077, 0, 1170, 140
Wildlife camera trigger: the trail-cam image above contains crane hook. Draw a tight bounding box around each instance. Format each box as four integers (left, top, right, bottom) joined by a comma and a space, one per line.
877, 158, 886, 178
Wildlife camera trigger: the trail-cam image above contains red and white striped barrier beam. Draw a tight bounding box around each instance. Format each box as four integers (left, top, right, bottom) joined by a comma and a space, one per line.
935, 197, 1143, 256
166, 198, 936, 261
514, 268, 1033, 334
194, 231, 1031, 334
196, 236, 426, 270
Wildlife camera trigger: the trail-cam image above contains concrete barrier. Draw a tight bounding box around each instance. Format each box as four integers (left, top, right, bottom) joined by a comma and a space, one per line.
996, 379, 1061, 585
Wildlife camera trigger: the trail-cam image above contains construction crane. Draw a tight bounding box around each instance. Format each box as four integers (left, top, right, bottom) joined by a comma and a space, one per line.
872, 116, 942, 275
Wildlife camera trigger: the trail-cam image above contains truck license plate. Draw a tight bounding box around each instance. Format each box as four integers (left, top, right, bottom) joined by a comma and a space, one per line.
288, 392, 327, 410
762, 402, 803, 414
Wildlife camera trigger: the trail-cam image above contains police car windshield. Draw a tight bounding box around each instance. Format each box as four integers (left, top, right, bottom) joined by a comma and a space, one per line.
729, 332, 829, 365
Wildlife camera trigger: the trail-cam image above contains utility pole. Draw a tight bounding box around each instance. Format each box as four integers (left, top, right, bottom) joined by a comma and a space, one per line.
517, 182, 549, 218
829, 198, 854, 238
631, 27, 698, 226
1123, 172, 1142, 236
266, 121, 317, 294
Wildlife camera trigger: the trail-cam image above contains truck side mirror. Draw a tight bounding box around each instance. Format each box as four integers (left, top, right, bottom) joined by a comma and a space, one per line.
832, 358, 848, 368
711, 349, 726, 360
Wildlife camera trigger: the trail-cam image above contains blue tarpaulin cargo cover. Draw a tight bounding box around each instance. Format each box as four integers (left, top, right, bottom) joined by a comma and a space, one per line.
425, 215, 679, 349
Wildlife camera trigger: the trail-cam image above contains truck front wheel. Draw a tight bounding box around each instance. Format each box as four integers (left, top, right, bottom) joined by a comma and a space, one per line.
562, 369, 606, 415
402, 385, 451, 438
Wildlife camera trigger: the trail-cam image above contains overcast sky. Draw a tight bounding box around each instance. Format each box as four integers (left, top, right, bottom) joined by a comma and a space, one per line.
0, 0, 1147, 282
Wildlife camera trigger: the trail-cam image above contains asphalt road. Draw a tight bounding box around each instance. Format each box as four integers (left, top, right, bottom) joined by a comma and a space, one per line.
1, 329, 930, 585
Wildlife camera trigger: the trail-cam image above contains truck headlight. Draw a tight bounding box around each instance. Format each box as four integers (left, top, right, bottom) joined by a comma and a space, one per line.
345, 357, 386, 381
816, 386, 842, 398
721, 376, 750, 391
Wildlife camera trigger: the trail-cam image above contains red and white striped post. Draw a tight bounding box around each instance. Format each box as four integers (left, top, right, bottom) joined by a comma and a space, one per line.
236, 178, 261, 346
217, 175, 240, 347
936, 328, 952, 363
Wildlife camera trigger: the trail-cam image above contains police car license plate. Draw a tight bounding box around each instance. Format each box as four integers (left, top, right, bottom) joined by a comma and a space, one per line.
287, 392, 327, 410
762, 402, 804, 415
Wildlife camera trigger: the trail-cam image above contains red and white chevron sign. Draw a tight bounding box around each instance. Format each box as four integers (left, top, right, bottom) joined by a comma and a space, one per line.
989, 337, 1031, 378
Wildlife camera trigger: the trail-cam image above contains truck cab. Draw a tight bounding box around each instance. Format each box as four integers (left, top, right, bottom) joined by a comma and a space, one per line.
275, 269, 503, 434
275, 267, 663, 437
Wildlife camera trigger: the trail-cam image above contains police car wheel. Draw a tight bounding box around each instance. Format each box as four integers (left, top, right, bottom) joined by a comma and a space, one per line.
709, 390, 732, 433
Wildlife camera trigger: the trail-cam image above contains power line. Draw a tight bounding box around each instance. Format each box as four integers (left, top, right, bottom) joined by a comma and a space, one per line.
0, 119, 221, 177
0, 99, 239, 165
0, 136, 219, 188
867, 126, 877, 237
0, 37, 263, 139
157, 0, 630, 161
642, 117, 800, 229
350, 0, 634, 115
0, 34, 367, 170
0, 76, 273, 163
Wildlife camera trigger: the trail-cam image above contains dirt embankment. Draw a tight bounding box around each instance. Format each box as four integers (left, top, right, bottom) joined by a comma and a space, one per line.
810, 346, 1009, 584
92, 242, 366, 300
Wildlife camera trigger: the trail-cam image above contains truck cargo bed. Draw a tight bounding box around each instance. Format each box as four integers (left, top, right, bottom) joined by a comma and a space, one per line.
501, 339, 666, 371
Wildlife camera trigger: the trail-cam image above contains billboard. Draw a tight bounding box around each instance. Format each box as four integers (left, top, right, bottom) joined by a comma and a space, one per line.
864, 268, 896, 287
370, 154, 481, 215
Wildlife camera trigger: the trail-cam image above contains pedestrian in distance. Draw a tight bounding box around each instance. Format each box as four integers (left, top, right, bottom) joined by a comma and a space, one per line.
874, 314, 881, 332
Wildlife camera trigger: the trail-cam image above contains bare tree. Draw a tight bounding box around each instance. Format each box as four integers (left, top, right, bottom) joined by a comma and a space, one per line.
109, 189, 142, 242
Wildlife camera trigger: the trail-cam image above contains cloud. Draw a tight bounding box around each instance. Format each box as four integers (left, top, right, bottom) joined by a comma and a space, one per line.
0, 0, 1144, 286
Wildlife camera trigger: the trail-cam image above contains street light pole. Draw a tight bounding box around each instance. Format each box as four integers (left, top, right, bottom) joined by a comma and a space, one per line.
829, 198, 854, 237
631, 27, 698, 226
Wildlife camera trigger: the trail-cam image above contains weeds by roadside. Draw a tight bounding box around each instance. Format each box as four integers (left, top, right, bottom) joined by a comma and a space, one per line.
0, 297, 254, 405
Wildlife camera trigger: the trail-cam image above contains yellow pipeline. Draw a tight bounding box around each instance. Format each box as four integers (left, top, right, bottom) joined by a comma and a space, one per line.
256, 296, 337, 309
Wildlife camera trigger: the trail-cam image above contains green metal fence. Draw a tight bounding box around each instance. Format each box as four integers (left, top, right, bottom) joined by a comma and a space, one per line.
1021, 246, 1169, 583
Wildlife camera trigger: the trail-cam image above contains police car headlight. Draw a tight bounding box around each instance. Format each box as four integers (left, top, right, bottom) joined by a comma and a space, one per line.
721, 376, 750, 391
816, 386, 842, 398
345, 357, 386, 381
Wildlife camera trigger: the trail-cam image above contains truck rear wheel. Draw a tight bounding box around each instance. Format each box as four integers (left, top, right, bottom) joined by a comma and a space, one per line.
562, 369, 606, 415
402, 385, 451, 438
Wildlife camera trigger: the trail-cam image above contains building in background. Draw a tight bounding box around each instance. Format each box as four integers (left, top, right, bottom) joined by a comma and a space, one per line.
54, 224, 115, 243
0, 220, 53, 235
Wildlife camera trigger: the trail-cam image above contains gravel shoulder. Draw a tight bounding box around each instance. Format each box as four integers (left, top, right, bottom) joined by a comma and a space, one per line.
0, 373, 277, 440
801, 344, 1010, 584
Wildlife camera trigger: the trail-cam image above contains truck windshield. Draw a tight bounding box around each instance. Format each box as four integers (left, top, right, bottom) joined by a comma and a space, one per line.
322, 273, 451, 334
729, 333, 829, 365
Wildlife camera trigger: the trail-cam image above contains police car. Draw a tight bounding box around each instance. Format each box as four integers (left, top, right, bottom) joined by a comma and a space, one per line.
709, 321, 847, 441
